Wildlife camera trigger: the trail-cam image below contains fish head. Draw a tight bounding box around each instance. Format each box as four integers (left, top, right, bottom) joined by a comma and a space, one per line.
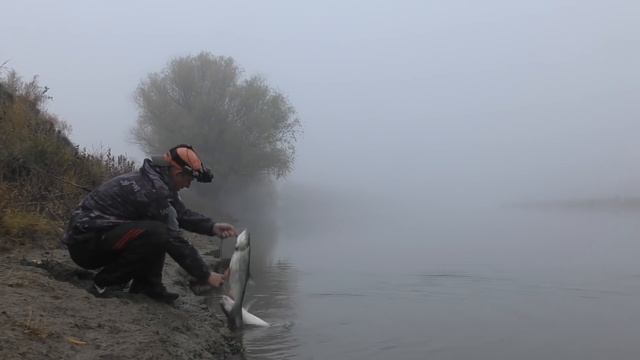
220, 295, 243, 330
220, 294, 234, 313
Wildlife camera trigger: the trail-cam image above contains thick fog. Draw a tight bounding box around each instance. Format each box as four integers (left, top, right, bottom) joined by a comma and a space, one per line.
4, 1, 640, 271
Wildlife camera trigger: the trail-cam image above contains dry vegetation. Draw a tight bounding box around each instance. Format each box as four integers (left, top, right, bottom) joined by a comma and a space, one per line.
0, 70, 135, 250
0, 68, 242, 360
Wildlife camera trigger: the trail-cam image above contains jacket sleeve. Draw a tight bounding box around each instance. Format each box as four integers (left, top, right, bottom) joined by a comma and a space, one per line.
171, 194, 216, 235
148, 197, 211, 281
165, 232, 211, 281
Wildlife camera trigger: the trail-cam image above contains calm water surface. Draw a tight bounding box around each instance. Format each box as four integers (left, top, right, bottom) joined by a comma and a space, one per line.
234, 209, 640, 359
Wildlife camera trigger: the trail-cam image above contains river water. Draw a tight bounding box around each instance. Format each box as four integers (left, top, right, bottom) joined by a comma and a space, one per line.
235, 206, 640, 360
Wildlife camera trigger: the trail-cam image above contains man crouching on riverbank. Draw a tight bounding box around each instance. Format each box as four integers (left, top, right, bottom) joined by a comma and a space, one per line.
62, 144, 237, 303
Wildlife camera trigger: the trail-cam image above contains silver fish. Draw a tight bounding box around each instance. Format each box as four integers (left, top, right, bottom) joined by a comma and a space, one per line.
220, 229, 269, 329
221, 295, 269, 327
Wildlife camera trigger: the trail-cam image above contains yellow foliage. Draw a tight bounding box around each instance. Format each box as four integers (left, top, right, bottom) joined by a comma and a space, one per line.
0, 210, 59, 239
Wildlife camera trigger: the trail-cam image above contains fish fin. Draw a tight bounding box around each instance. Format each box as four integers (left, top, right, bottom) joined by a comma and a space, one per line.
241, 307, 270, 327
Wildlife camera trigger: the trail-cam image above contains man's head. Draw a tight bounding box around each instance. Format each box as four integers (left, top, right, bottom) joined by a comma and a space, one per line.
161, 144, 213, 190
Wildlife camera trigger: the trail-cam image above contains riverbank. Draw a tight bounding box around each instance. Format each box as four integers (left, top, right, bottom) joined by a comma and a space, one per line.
0, 235, 243, 360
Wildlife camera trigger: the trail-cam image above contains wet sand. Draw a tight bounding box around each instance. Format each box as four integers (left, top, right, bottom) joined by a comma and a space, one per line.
0, 236, 243, 360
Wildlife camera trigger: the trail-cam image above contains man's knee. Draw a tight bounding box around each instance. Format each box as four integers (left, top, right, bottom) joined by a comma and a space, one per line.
108, 221, 170, 252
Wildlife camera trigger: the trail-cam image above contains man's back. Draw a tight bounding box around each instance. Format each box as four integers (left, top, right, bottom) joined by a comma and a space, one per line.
65, 160, 171, 243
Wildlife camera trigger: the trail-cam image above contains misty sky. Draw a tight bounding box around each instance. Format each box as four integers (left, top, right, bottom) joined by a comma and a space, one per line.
3, 0, 640, 205
6, 6, 640, 357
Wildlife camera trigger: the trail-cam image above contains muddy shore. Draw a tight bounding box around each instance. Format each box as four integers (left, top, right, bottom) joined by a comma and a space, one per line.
0, 236, 243, 360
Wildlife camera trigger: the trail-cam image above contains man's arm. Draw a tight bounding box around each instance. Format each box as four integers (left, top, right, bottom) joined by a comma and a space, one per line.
166, 234, 211, 281
171, 195, 216, 235
164, 235, 225, 287
171, 195, 238, 238
148, 197, 222, 285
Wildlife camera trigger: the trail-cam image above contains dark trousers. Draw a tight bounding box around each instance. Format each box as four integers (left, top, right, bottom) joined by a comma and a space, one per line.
68, 221, 169, 287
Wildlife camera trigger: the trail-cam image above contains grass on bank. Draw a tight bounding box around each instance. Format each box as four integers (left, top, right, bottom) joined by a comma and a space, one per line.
0, 70, 135, 250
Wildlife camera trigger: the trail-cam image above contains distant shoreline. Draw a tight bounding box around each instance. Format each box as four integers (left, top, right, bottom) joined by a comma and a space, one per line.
511, 197, 640, 211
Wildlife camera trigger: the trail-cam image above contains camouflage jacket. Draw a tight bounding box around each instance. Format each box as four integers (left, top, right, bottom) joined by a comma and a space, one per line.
64, 158, 215, 281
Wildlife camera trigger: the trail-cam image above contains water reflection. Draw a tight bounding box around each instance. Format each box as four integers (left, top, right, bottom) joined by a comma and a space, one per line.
213, 248, 640, 360
202, 183, 640, 359
210, 260, 301, 360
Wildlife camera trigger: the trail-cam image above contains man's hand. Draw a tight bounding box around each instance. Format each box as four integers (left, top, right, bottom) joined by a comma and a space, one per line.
207, 272, 225, 288
213, 223, 237, 238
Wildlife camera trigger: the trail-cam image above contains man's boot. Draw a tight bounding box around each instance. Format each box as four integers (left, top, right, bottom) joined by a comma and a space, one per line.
130, 280, 179, 304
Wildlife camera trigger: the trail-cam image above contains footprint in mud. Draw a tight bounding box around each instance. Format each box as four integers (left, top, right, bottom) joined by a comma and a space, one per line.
20, 258, 95, 286
19, 258, 137, 300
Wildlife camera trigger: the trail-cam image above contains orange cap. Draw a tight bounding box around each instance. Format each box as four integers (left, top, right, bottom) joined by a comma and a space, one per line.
164, 144, 214, 183
164, 146, 203, 172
